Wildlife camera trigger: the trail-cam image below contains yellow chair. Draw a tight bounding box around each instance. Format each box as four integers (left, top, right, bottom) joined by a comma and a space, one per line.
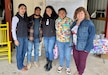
0, 22, 11, 64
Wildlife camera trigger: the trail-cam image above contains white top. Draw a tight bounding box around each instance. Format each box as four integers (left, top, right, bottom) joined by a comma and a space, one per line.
71, 25, 79, 45
11, 16, 19, 40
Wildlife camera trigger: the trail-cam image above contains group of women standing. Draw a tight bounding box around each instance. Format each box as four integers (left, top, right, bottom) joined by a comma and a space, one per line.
12, 3, 95, 75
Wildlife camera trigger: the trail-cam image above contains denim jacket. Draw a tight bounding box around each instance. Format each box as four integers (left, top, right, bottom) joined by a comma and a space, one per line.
71, 19, 95, 52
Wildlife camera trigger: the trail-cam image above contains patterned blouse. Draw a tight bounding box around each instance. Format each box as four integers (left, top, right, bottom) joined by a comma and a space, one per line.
55, 17, 72, 42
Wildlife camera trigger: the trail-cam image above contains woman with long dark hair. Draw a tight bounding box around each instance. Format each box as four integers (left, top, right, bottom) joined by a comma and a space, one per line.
12, 4, 28, 71
42, 5, 58, 71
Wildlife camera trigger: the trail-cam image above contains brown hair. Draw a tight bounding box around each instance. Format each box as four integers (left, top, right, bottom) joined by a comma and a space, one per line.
74, 7, 90, 20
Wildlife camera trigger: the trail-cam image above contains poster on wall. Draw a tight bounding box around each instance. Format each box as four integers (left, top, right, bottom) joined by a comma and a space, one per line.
46, 0, 87, 19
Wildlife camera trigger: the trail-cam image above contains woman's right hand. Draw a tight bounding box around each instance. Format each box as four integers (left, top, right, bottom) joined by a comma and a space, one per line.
14, 40, 19, 46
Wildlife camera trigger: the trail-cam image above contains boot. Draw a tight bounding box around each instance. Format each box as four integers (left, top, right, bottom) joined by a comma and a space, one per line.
46, 60, 52, 71
44, 58, 49, 69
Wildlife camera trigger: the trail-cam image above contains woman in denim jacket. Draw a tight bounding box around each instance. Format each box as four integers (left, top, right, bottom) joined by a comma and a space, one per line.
71, 7, 95, 75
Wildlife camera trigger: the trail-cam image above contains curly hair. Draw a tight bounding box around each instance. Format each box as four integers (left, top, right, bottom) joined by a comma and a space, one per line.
74, 7, 90, 20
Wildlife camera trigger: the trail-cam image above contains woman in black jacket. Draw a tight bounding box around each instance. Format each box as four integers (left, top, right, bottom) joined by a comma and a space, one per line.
42, 5, 58, 71
12, 4, 28, 71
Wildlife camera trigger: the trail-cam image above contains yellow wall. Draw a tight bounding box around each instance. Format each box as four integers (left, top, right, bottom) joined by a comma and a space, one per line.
13, 0, 46, 16
13, 0, 87, 16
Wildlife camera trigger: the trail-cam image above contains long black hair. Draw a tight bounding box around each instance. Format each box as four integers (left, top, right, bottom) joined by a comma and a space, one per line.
18, 3, 28, 18
43, 5, 58, 20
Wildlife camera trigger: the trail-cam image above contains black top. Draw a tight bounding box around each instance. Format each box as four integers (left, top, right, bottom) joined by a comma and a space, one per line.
16, 13, 28, 37
42, 17, 56, 37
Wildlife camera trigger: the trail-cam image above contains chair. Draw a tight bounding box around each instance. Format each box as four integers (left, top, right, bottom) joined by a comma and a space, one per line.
0, 22, 11, 64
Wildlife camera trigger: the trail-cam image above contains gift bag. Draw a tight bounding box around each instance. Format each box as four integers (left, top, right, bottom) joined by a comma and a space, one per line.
71, 49, 73, 55
53, 44, 58, 59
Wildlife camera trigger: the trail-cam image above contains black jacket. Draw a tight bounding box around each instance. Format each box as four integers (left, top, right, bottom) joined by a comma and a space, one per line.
42, 17, 56, 37
16, 13, 28, 37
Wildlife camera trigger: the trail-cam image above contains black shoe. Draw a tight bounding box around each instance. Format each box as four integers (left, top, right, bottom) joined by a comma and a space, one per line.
44, 58, 49, 69
46, 60, 52, 71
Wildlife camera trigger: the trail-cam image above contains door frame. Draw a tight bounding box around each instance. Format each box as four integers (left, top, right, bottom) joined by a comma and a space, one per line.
4, 0, 12, 41
105, 4, 108, 38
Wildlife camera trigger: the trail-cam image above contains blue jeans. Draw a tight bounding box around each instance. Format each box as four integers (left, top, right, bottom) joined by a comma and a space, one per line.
44, 36, 56, 60
27, 38, 39, 63
57, 40, 72, 68
16, 37, 28, 70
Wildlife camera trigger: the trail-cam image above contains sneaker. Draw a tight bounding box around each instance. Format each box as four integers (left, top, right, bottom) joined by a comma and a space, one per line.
57, 66, 63, 73
27, 63, 31, 69
34, 62, 40, 68
66, 68, 71, 75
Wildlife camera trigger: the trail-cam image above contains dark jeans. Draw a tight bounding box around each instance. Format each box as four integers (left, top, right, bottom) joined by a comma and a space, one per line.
16, 37, 28, 70
73, 45, 89, 75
